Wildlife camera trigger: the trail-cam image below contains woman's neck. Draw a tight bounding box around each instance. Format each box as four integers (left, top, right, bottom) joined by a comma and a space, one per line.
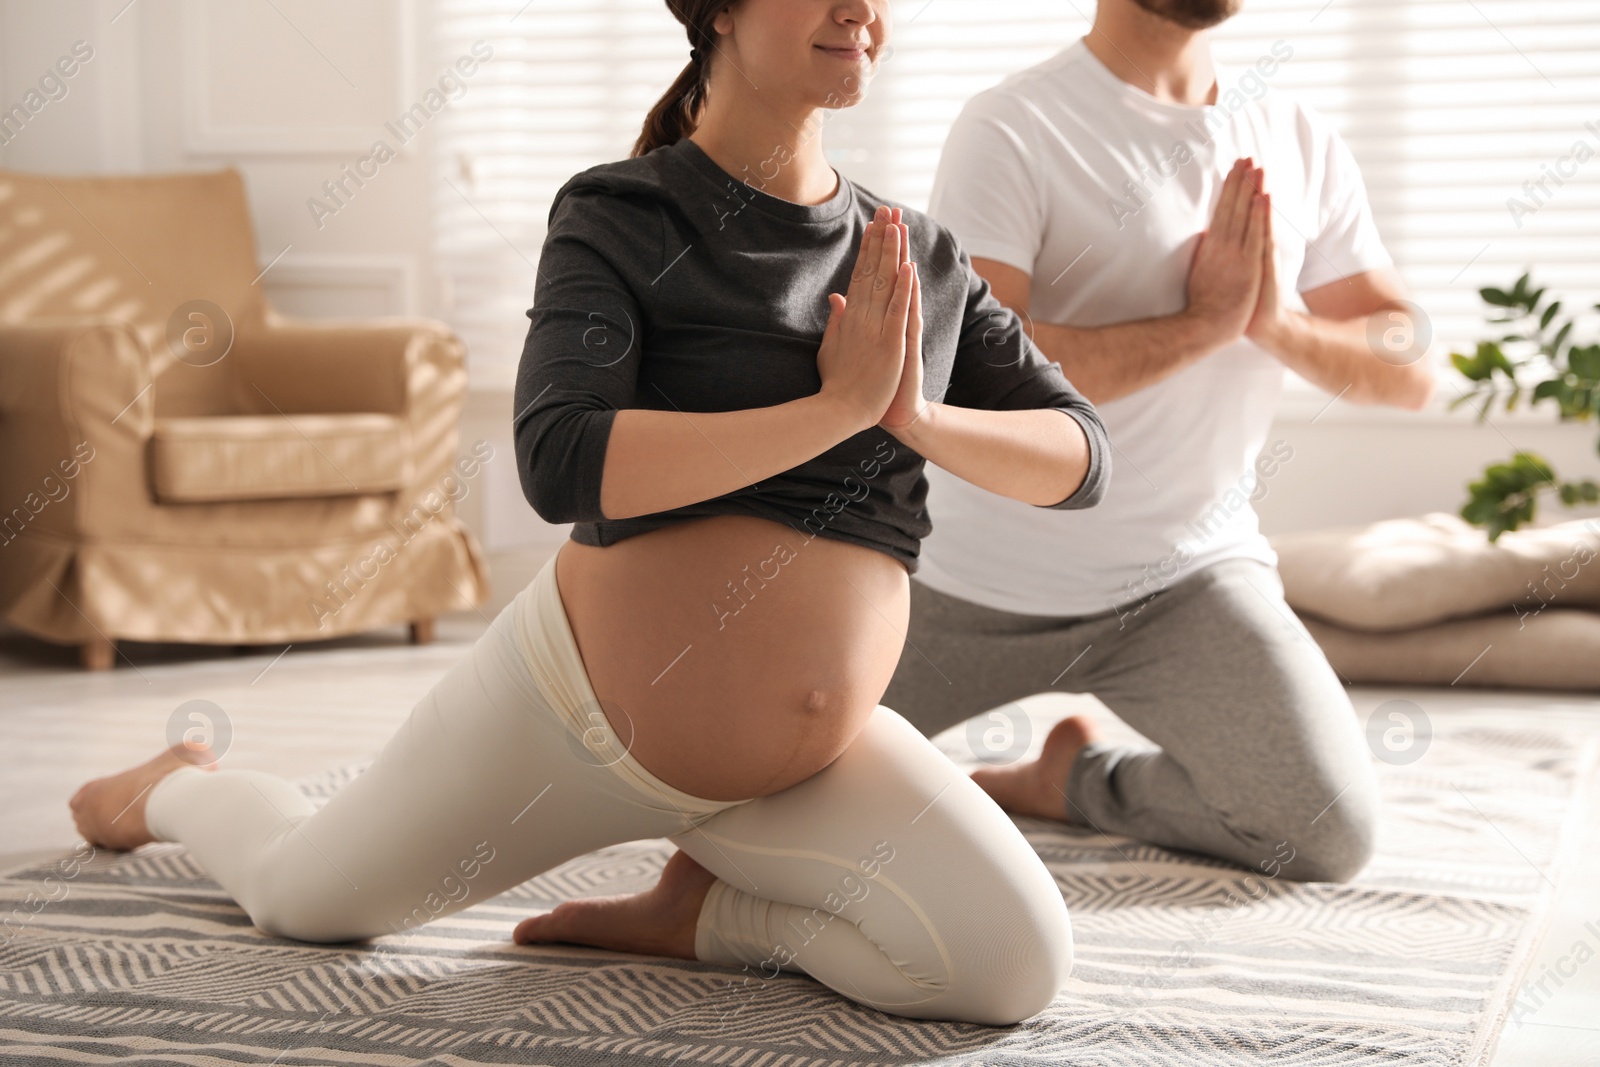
688, 98, 839, 206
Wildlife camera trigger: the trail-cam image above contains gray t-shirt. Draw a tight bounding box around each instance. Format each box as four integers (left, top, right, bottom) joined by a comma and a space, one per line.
513, 136, 1110, 574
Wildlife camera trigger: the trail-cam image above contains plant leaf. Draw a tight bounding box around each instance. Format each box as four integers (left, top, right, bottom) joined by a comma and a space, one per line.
1556, 480, 1600, 506
1569, 345, 1600, 383
1554, 320, 1574, 356
1532, 379, 1565, 404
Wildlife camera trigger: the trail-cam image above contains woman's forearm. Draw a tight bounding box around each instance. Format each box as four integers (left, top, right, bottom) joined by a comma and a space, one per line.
598, 392, 866, 520
887, 402, 1091, 507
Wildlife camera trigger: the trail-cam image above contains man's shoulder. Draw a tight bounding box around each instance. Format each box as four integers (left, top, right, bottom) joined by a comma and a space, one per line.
959, 41, 1096, 121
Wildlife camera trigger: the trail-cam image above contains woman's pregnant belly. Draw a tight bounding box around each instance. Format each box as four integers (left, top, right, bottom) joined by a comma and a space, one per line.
555, 514, 911, 801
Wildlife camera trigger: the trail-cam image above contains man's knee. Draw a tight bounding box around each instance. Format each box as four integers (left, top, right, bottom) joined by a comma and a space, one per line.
1274, 782, 1379, 884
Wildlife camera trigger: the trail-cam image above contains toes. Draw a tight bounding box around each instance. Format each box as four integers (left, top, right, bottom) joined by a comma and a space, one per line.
515, 904, 577, 945
175, 743, 218, 769
68, 779, 99, 809
513, 912, 564, 945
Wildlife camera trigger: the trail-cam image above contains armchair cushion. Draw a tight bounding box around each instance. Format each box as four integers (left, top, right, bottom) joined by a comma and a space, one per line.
150, 414, 412, 503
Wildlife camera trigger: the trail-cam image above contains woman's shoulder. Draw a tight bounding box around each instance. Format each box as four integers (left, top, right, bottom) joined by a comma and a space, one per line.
548, 148, 681, 231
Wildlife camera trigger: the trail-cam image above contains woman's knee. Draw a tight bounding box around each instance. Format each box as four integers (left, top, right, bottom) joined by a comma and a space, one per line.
246, 856, 387, 943
953, 886, 1074, 1025
250, 893, 369, 944
250, 898, 340, 943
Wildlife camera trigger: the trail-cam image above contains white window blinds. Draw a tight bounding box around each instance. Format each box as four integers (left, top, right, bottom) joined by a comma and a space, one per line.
433, 0, 1600, 387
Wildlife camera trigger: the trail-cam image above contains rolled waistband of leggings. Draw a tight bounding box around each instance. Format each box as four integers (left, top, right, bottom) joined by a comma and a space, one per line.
512, 550, 747, 821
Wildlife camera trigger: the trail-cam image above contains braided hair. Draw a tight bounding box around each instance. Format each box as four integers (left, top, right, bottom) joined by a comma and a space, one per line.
631, 1, 724, 157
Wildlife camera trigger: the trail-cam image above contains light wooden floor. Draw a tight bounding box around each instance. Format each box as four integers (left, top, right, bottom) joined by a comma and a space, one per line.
1, 565, 1597, 1065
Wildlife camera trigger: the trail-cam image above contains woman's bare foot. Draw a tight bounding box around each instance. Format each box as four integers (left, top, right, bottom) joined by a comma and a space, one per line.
970, 713, 1101, 821
512, 848, 716, 960
68, 744, 215, 851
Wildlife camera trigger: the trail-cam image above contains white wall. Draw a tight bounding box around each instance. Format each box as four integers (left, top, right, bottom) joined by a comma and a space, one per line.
1, 0, 437, 317
1260, 397, 1600, 536
3, 0, 1596, 569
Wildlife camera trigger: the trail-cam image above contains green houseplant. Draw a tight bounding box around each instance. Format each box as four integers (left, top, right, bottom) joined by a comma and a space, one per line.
1451, 272, 1600, 540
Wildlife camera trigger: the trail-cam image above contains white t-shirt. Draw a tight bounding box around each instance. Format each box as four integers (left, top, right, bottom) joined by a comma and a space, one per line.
917, 37, 1392, 618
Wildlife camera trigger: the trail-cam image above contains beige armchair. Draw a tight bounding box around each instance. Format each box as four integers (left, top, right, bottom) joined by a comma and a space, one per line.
0, 167, 488, 669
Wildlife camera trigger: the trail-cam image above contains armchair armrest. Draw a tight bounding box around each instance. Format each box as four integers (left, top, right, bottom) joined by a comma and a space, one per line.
0, 318, 152, 419
0, 318, 154, 542
227, 315, 470, 498
229, 315, 464, 417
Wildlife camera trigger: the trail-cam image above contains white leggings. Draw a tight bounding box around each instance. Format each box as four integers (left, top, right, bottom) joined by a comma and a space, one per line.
145, 551, 1073, 1025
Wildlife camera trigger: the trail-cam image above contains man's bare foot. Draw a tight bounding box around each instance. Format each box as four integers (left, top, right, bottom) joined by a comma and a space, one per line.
512, 848, 716, 960
970, 713, 1100, 822
68, 744, 215, 851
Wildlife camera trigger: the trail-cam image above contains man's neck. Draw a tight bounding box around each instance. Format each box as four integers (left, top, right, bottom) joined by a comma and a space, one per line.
1083, 0, 1217, 106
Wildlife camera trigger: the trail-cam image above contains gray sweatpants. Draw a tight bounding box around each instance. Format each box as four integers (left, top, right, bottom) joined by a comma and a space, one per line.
881, 558, 1380, 883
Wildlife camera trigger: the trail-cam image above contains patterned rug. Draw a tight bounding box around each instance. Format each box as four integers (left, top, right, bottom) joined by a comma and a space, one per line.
1, 706, 1593, 1066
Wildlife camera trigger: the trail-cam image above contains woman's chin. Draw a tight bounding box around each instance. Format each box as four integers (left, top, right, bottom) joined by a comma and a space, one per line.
813, 80, 869, 110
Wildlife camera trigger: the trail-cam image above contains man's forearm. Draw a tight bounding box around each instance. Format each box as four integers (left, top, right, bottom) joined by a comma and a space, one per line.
887, 402, 1091, 507
1028, 311, 1231, 404
1253, 308, 1435, 410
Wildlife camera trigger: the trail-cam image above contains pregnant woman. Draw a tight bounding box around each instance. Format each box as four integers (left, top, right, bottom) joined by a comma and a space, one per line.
67, 0, 1110, 1025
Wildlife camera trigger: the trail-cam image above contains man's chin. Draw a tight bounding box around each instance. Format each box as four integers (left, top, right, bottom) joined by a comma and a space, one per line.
1129, 0, 1242, 30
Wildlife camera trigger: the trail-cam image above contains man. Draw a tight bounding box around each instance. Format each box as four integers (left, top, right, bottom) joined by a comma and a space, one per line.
882, 0, 1435, 883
